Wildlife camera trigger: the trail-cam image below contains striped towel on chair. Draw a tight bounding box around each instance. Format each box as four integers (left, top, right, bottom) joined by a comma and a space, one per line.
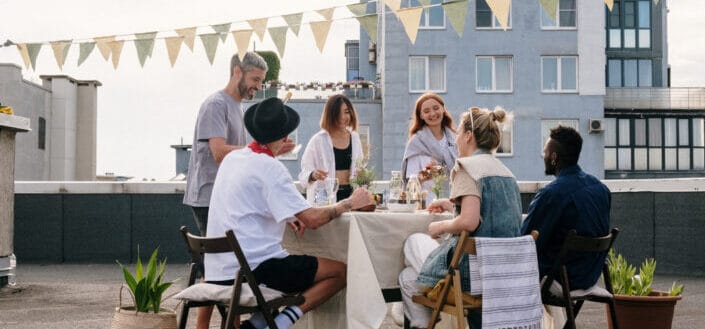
469, 235, 543, 329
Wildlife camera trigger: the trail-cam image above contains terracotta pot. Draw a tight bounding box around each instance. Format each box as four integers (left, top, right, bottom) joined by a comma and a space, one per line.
608, 291, 682, 329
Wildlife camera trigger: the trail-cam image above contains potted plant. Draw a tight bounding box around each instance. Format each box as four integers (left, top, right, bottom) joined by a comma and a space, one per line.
111, 247, 177, 329
606, 249, 684, 329
255, 51, 280, 99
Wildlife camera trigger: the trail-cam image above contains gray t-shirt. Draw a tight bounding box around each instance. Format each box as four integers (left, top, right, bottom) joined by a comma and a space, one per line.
183, 90, 247, 207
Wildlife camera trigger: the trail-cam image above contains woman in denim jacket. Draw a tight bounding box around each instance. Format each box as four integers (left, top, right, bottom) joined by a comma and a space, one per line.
398, 107, 522, 329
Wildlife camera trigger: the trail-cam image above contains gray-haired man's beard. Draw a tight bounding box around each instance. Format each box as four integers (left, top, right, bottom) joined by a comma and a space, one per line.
238, 80, 255, 100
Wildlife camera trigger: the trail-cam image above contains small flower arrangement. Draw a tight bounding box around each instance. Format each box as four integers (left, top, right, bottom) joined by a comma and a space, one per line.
350, 156, 376, 188
418, 162, 447, 199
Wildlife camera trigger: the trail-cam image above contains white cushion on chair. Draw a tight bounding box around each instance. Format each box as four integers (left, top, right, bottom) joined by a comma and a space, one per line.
172, 283, 284, 306
547, 280, 613, 299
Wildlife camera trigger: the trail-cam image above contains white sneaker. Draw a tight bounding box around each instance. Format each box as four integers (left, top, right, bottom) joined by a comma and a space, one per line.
391, 302, 404, 326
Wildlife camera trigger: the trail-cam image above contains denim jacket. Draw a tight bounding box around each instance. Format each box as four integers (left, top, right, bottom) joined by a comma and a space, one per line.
417, 151, 522, 291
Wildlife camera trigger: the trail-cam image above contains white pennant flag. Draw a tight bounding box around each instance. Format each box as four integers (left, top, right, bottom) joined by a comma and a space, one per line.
397, 7, 424, 44
485, 0, 511, 31
50, 40, 71, 70
232, 30, 253, 61
310, 20, 332, 53
16, 44, 31, 70
316, 7, 335, 21
248, 18, 269, 42
107, 40, 125, 69
175, 27, 197, 51
165, 36, 183, 67
95, 36, 115, 61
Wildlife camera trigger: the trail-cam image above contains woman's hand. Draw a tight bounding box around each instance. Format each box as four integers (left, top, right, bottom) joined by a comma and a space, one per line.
427, 198, 453, 213
287, 219, 306, 237
428, 221, 445, 239
310, 169, 329, 181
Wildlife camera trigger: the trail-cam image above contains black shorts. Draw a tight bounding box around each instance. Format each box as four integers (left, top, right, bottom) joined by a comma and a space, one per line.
208, 255, 318, 294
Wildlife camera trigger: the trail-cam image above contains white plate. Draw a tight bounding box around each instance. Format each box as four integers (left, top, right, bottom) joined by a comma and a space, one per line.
387, 203, 417, 213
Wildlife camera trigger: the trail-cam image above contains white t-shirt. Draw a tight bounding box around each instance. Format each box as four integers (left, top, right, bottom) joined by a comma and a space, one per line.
204, 148, 311, 281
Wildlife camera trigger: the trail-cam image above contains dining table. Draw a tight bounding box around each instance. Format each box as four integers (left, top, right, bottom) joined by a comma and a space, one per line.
283, 209, 459, 329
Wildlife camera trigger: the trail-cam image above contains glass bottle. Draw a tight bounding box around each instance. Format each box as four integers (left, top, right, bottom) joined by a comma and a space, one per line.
389, 171, 404, 203
7, 253, 16, 286
406, 175, 422, 209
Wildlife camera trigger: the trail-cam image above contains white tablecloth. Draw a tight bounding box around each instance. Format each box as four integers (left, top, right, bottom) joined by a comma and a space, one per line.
283, 210, 453, 329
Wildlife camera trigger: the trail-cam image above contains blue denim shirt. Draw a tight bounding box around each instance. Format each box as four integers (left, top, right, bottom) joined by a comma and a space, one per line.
521, 165, 611, 290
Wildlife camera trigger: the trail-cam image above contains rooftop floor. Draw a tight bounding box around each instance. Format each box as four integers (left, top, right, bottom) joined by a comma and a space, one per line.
0, 264, 702, 328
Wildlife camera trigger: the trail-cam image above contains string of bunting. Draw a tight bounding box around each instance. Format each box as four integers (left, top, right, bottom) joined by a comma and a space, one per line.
2, 0, 660, 71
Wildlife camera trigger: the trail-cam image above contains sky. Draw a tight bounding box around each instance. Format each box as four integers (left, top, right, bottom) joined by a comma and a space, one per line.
0, 0, 703, 180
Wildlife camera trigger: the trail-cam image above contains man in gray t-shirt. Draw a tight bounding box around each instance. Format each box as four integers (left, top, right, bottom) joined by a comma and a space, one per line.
183, 51, 269, 236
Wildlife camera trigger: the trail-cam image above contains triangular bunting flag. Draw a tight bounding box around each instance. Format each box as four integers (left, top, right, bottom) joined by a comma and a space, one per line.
78, 42, 95, 66
418, 0, 431, 7
268, 26, 288, 58
485, 0, 511, 31
95, 36, 115, 61
247, 18, 269, 42
175, 27, 196, 51
347, 3, 368, 17
397, 7, 424, 44
605, 0, 614, 11
316, 8, 335, 21
26, 43, 42, 71
356, 14, 378, 43
539, 0, 558, 21
134, 32, 157, 67
232, 30, 253, 61
384, 0, 402, 13
107, 40, 124, 69
165, 37, 183, 67
16, 44, 31, 70
310, 20, 332, 53
50, 40, 71, 70
199, 33, 220, 65
443, 0, 469, 37
211, 23, 231, 43
282, 13, 303, 36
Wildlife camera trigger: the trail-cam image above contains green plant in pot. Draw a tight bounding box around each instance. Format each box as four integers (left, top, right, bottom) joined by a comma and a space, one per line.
255, 50, 280, 99
606, 249, 683, 329
111, 247, 178, 329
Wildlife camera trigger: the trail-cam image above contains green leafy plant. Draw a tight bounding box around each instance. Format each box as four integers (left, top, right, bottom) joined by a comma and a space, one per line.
350, 156, 376, 188
255, 50, 280, 82
117, 247, 175, 313
607, 249, 683, 296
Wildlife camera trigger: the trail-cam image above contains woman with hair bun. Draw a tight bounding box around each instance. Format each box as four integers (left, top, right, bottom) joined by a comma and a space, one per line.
398, 106, 522, 329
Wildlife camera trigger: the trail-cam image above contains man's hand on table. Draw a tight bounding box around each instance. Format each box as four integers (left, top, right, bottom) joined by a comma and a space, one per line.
288, 219, 306, 237
348, 187, 375, 210
427, 198, 453, 213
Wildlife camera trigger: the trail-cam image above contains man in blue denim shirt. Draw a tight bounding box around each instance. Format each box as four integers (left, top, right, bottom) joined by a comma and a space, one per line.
522, 126, 610, 290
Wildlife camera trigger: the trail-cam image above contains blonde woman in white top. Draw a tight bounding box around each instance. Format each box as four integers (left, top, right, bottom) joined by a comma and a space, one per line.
299, 94, 363, 204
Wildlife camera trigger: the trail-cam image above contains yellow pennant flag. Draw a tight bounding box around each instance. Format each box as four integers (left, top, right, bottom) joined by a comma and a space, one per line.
50, 40, 71, 70
95, 36, 115, 61
16, 44, 31, 70
384, 0, 402, 13
539, 0, 558, 21
485, 0, 511, 31
397, 7, 424, 44
211, 23, 231, 43
356, 14, 378, 43
199, 33, 220, 65
347, 3, 367, 17
316, 7, 335, 21
165, 36, 183, 67
605, 0, 614, 11
107, 40, 124, 69
268, 26, 288, 58
442, 0, 469, 37
247, 18, 269, 42
232, 30, 253, 61
310, 20, 332, 53
175, 27, 197, 51
78, 42, 95, 67
282, 13, 303, 36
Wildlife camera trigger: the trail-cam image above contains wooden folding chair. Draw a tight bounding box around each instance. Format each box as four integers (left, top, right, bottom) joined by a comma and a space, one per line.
179, 226, 305, 329
412, 230, 539, 329
539, 228, 620, 329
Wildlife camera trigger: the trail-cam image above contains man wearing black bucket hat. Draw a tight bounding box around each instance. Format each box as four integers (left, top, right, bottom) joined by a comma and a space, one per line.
205, 97, 373, 329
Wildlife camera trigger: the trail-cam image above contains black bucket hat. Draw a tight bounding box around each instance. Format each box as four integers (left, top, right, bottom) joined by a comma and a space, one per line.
244, 97, 300, 144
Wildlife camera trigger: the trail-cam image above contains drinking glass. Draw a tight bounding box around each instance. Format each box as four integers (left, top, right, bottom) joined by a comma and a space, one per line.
325, 177, 339, 204
314, 180, 329, 206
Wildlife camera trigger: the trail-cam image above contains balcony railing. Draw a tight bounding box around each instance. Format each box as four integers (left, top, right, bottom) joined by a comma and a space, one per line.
605, 87, 705, 110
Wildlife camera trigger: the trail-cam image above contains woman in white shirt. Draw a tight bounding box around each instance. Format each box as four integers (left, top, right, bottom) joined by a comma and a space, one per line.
401, 93, 458, 202
299, 94, 363, 204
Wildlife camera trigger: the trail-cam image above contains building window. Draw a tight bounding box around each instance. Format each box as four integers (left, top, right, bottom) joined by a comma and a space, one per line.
346, 42, 360, 81
541, 0, 577, 29
38, 117, 46, 150
358, 125, 370, 158
476, 56, 512, 93
409, 56, 446, 92
277, 130, 298, 160
606, 0, 651, 49
541, 56, 578, 92
495, 121, 513, 156
607, 59, 652, 87
604, 116, 705, 172
541, 119, 579, 151
407, 0, 445, 29
476, 0, 511, 29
